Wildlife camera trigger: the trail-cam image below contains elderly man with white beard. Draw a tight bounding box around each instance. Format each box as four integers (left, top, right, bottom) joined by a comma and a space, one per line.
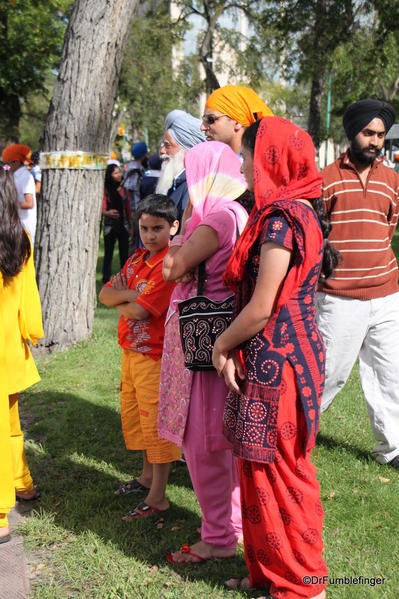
156, 110, 205, 222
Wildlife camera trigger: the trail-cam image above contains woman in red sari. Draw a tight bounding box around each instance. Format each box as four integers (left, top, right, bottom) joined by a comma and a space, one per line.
212, 117, 339, 598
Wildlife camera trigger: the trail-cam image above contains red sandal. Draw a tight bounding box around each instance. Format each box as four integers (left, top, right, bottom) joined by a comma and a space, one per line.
166, 544, 208, 564
122, 502, 168, 522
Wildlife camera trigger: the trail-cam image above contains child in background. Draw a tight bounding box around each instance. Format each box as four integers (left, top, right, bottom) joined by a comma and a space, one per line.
99, 194, 180, 521
102, 163, 132, 284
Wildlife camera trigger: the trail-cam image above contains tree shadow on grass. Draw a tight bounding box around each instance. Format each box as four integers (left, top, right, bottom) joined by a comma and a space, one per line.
22, 390, 193, 490
316, 432, 371, 463
20, 391, 249, 590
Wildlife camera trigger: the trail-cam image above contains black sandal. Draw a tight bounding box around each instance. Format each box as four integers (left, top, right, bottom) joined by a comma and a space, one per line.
16, 489, 41, 503
114, 479, 150, 496
0, 534, 11, 544
122, 502, 167, 522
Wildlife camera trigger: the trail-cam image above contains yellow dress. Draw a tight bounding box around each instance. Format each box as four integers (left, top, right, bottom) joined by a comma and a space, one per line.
3, 245, 44, 394
0, 248, 44, 523
0, 274, 15, 528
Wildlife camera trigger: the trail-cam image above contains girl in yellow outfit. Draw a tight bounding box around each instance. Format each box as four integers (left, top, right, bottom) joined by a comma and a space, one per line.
0, 273, 14, 543
0, 166, 44, 543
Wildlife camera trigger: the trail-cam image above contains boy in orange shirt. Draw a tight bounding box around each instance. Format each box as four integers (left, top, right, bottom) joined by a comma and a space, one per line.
99, 194, 180, 521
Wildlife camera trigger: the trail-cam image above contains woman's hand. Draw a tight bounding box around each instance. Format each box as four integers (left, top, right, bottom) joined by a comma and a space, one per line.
162, 225, 218, 281
107, 209, 120, 219
221, 352, 245, 393
213, 337, 245, 392
175, 270, 194, 284
212, 338, 228, 375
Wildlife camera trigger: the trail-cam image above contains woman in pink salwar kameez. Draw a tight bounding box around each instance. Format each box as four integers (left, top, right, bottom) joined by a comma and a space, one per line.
159, 141, 248, 563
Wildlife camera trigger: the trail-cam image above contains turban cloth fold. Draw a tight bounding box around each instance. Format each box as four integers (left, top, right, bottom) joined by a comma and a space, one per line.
131, 141, 147, 159
2, 144, 32, 164
205, 85, 273, 127
343, 99, 396, 140
164, 110, 205, 150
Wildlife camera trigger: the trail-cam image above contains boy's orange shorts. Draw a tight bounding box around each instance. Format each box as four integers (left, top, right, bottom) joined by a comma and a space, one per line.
120, 349, 180, 464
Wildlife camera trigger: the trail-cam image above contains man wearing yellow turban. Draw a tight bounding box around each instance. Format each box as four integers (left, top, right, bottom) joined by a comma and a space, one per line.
201, 85, 273, 153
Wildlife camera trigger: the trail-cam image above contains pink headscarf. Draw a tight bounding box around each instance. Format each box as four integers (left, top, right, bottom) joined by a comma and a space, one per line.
166, 141, 247, 321
183, 141, 246, 240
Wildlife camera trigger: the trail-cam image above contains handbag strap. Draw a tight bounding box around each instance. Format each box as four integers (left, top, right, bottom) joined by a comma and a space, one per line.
197, 261, 206, 296
197, 209, 240, 296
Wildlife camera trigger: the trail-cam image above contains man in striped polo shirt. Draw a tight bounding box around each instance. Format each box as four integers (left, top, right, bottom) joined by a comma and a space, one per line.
317, 98, 399, 469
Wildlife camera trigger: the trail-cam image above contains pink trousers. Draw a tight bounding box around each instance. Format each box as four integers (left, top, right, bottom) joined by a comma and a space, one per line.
182, 370, 242, 549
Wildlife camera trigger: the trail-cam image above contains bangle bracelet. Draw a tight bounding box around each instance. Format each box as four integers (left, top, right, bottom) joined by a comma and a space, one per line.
170, 234, 184, 247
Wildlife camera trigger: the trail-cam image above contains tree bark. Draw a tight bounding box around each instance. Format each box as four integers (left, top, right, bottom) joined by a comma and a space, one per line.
306, 0, 326, 150
36, 0, 138, 350
0, 88, 21, 143
199, 24, 220, 94
306, 0, 355, 148
307, 76, 324, 150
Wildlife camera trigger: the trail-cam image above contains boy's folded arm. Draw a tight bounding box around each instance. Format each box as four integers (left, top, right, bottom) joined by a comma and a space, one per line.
99, 285, 139, 307
116, 301, 150, 321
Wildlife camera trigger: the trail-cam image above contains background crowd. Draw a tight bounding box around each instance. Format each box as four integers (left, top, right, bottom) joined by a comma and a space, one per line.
1, 85, 399, 599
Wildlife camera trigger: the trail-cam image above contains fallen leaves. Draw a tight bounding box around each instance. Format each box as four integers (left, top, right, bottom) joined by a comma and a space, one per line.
378, 476, 391, 484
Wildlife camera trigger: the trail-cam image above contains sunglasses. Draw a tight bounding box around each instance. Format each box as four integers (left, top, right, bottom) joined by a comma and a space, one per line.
201, 114, 229, 125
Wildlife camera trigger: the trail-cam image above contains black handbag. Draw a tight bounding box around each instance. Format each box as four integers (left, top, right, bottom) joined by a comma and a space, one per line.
178, 261, 234, 371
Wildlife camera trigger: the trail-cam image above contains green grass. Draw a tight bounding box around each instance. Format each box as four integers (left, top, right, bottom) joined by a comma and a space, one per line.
17, 237, 399, 598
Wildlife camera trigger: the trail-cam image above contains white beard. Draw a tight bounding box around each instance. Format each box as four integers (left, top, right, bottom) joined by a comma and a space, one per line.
156, 150, 186, 195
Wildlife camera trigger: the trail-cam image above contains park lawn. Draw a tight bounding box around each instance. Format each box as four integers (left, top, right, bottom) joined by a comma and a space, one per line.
17, 237, 399, 599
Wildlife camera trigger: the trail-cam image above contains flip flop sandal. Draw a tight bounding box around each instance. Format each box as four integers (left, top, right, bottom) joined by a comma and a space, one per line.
16, 489, 41, 503
121, 502, 167, 522
166, 544, 208, 564
114, 479, 150, 496
0, 534, 11, 545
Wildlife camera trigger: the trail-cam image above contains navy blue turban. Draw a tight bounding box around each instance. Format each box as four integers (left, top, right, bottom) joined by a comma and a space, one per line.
343, 99, 396, 140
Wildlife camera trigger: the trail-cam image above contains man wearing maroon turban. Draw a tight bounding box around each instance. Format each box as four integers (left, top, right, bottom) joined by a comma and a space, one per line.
317, 98, 399, 470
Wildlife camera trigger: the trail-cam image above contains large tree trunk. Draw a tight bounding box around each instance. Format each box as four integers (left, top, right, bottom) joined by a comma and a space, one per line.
0, 88, 21, 143
307, 76, 324, 150
199, 25, 220, 94
306, 0, 326, 150
306, 0, 355, 149
36, 0, 138, 351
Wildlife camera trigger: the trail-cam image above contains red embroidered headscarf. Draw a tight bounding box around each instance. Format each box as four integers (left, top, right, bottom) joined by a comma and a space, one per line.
224, 116, 322, 289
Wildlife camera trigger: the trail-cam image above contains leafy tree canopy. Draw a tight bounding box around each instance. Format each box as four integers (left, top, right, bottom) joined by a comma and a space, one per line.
0, 0, 72, 141
118, 3, 203, 151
